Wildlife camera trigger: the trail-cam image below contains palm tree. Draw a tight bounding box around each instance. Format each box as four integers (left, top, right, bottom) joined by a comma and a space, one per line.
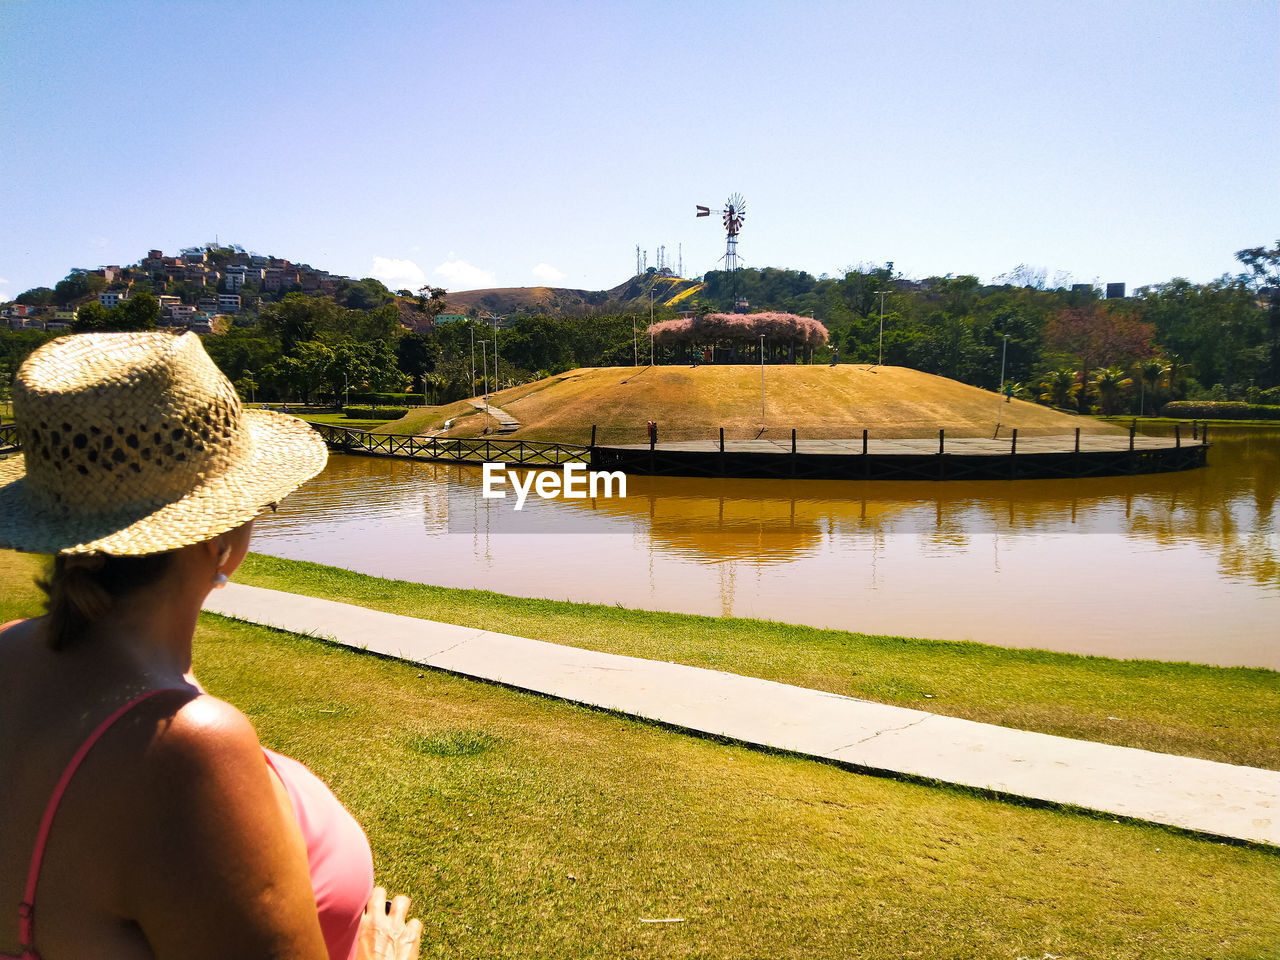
423, 372, 447, 405
1038, 367, 1081, 410
1136, 358, 1165, 416
1090, 366, 1134, 415
1163, 353, 1190, 400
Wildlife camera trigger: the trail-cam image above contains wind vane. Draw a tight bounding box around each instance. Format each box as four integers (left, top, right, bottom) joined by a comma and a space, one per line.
697, 192, 748, 307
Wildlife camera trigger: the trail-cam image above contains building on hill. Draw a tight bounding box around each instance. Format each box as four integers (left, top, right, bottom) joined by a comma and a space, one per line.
217, 294, 241, 314
99, 290, 129, 308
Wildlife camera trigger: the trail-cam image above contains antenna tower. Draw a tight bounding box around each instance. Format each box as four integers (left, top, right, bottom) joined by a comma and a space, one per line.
678, 243, 683, 278
636, 245, 641, 277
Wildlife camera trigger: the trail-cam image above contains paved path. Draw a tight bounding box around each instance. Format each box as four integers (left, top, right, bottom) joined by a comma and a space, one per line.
467, 398, 520, 433
204, 583, 1279, 846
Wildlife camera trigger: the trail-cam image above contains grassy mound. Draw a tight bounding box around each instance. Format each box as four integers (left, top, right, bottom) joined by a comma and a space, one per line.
382, 365, 1121, 444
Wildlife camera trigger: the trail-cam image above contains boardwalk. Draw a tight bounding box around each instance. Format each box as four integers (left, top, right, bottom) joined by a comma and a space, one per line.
592, 429, 1209, 481
2, 419, 1208, 481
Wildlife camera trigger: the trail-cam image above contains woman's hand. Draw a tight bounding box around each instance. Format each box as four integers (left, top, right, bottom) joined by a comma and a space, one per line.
356, 886, 423, 960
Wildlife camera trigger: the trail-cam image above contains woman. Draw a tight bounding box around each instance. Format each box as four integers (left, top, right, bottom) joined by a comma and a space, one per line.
0, 332, 422, 960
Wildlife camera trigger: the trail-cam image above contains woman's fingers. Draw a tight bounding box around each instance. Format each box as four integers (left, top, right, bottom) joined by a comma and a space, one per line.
366, 885, 388, 917
388, 894, 410, 924
402, 918, 424, 960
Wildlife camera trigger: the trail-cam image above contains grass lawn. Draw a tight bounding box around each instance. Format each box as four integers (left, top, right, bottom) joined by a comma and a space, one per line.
229, 553, 1280, 771
5, 549, 1276, 771
296, 410, 410, 432
1, 551, 1275, 958
379, 365, 1124, 445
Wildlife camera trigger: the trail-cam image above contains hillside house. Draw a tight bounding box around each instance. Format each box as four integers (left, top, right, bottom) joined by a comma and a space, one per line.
217, 294, 241, 313
99, 290, 129, 308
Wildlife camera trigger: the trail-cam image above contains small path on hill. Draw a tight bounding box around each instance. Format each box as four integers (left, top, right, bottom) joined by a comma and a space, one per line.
467, 398, 521, 433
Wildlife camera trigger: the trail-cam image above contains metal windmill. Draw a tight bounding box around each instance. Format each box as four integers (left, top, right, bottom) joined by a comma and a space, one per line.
696, 193, 747, 308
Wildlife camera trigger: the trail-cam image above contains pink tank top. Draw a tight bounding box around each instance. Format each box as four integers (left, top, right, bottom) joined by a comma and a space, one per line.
3, 689, 374, 960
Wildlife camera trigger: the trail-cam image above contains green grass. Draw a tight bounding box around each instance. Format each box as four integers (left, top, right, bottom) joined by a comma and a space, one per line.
5, 549, 1276, 771
3, 550, 1277, 957
296, 410, 406, 432
228, 554, 1280, 770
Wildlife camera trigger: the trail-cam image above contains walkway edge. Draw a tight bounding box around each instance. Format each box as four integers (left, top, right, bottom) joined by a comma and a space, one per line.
204, 583, 1278, 847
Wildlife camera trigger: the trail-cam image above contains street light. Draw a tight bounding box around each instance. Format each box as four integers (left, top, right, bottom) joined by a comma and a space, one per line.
995, 333, 1010, 437
480, 340, 490, 434
876, 289, 890, 366
760, 333, 766, 430
649, 285, 655, 366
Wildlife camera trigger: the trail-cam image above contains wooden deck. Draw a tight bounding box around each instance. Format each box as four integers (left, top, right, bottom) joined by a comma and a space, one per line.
1, 421, 1207, 482
591, 430, 1209, 481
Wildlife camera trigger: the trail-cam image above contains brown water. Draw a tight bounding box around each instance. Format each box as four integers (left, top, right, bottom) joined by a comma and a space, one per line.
251, 426, 1280, 669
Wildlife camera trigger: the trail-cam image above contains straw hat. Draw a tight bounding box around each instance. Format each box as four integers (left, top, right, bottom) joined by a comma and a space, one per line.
0, 332, 327, 555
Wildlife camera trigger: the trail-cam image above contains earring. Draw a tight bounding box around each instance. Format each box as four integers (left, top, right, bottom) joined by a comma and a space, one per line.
213, 541, 232, 589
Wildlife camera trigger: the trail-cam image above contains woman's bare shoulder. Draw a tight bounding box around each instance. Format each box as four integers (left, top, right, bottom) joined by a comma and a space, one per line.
118, 694, 329, 959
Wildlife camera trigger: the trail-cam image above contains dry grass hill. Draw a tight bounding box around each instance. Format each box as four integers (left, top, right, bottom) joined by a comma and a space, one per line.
441, 274, 703, 317
381, 365, 1121, 446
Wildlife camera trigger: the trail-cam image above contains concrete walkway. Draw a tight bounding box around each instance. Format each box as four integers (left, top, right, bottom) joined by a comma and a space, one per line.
467, 398, 520, 433
204, 583, 1279, 846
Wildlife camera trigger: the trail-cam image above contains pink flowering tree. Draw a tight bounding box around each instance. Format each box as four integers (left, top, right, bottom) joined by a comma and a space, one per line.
646, 312, 828, 363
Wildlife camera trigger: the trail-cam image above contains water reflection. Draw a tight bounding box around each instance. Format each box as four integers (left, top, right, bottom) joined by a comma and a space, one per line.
252, 427, 1280, 669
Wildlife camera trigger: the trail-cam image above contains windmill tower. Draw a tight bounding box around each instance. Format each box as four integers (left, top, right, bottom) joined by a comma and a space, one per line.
696, 193, 747, 308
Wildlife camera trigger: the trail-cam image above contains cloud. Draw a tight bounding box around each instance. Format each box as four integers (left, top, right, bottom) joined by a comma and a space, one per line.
370, 256, 428, 291
434, 259, 496, 290
531, 262, 565, 283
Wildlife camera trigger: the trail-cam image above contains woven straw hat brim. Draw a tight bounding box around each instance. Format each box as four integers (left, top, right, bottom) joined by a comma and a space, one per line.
0, 410, 327, 556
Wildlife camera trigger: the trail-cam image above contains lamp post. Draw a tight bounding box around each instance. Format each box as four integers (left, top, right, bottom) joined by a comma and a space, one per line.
480, 340, 489, 434
999, 334, 1009, 401
876, 289, 889, 366
760, 333, 766, 430
649, 285, 655, 366
995, 334, 1009, 437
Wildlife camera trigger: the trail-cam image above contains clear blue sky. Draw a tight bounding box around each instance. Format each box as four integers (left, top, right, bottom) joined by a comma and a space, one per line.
1, 0, 1276, 300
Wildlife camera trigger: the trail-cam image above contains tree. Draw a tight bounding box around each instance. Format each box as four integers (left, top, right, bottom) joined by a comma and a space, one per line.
16, 287, 55, 307
341, 278, 394, 311
416, 285, 448, 316
259, 293, 341, 355
1043, 304, 1153, 408
1235, 240, 1280, 387
396, 333, 441, 391
1038, 368, 1081, 409
71, 301, 113, 332
1089, 366, 1133, 415
118, 292, 159, 331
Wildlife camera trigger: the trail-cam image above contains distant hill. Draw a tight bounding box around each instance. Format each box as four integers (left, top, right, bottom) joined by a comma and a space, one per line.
442, 273, 703, 318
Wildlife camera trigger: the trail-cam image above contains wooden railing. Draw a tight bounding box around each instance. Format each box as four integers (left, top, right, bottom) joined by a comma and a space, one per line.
311, 423, 590, 466
0, 422, 18, 454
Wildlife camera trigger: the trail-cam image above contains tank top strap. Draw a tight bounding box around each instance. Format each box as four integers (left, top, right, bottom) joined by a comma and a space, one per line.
16, 688, 177, 957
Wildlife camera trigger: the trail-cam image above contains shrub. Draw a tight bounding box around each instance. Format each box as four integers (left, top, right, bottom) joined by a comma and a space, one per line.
1160, 401, 1280, 420
342, 405, 409, 420
348, 392, 419, 405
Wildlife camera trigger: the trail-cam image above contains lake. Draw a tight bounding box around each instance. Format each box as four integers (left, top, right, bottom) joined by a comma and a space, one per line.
251, 425, 1280, 669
